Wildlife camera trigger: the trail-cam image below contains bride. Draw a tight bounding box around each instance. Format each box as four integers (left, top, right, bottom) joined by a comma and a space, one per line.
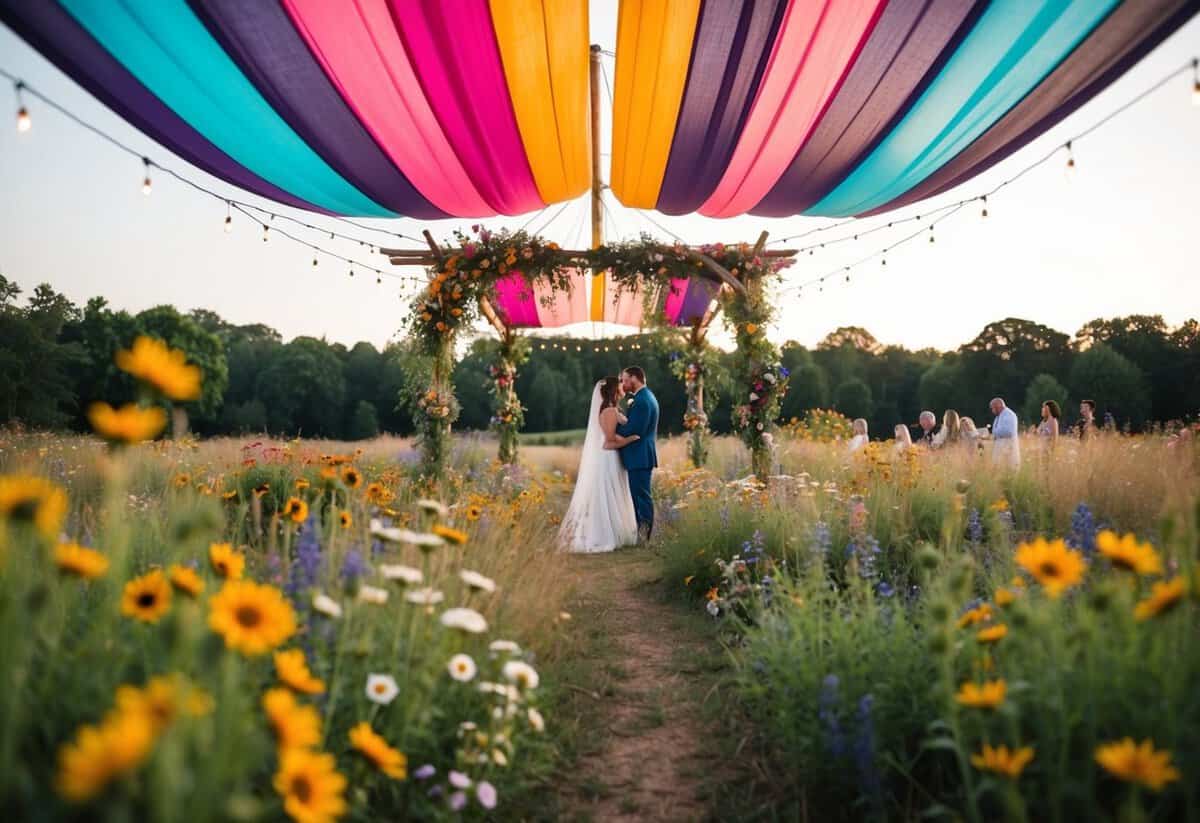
560, 377, 640, 553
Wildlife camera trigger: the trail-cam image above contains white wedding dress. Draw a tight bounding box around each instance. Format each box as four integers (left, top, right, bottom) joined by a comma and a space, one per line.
560, 382, 639, 553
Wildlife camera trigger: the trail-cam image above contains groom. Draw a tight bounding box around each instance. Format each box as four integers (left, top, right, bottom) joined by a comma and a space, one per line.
616, 366, 659, 541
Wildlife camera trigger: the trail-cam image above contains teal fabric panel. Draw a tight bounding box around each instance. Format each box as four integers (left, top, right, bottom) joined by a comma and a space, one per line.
59, 0, 394, 216
809, 0, 1119, 217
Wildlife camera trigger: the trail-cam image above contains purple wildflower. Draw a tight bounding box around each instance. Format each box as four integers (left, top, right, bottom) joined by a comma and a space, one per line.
414, 764, 436, 780
477, 782, 497, 809
1067, 502, 1098, 558
855, 694, 882, 805
340, 549, 367, 587
287, 516, 323, 604
818, 674, 845, 757
966, 508, 983, 543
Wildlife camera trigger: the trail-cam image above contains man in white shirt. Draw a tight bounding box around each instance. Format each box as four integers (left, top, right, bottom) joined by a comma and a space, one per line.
989, 397, 1020, 469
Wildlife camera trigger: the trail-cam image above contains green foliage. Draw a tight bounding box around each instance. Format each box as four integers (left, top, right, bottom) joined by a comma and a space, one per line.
833, 377, 873, 420
1021, 373, 1070, 426
347, 400, 380, 440
134, 306, 228, 424
1070, 343, 1151, 429
0, 277, 82, 427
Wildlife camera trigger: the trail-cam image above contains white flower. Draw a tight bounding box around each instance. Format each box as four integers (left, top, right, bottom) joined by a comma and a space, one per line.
706, 600, 720, 617
312, 593, 342, 618
491, 749, 508, 766
440, 607, 489, 634
448, 654, 477, 682
405, 588, 445, 606
448, 770, 472, 789
380, 564, 424, 586
369, 519, 446, 548
477, 681, 505, 695
749, 392, 759, 402
357, 584, 389, 605
365, 674, 399, 704
488, 639, 521, 655
460, 569, 496, 593
527, 707, 545, 733
763, 372, 776, 383
416, 499, 449, 518
502, 660, 539, 690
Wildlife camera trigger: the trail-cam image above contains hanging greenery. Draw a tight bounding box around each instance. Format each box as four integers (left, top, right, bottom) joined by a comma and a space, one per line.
487, 333, 530, 464
668, 335, 720, 468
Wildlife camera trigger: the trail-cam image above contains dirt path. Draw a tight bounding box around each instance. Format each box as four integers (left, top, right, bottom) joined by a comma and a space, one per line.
555, 551, 728, 822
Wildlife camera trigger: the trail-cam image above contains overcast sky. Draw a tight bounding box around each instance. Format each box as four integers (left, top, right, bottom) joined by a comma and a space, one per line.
1, 8, 1197, 353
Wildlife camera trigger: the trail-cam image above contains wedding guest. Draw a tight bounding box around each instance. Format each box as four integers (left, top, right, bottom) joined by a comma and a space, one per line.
893, 424, 913, 455
915, 411, 937, 446
960, 416, 982, 451
848, 418, 869, 453
989, 397, 1020, 469
1078, 399, 1097, 440
935, 409, 961, 448
1038, 400, 1061, 440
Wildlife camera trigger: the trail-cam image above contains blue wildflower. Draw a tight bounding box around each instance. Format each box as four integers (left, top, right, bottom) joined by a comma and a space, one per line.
875, 581, 894, 598
855, 694, 882, 805
811, 521, 832, 557
1067, 502, 1097, 558
846, 535, 881, 581
818, 674, 845, 757
340, 549, 367, 587
966, 508, 983, 543
779, 366, 791, 378
287, 516, 323, 604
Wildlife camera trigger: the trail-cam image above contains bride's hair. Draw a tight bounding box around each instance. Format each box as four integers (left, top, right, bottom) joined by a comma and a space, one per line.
598, 376, 621, 410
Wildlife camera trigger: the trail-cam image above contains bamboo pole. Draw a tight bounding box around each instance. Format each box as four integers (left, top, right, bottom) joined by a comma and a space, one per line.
588, 44, 606, 323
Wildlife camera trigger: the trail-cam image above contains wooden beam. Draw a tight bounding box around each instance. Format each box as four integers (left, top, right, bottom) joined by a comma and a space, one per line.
422, 229, 443, 263
693, 284, 729, 343
477, 294, 509, 338
691, 252, 747, 294
381, 246, 798, 263
752, 230, 769, 256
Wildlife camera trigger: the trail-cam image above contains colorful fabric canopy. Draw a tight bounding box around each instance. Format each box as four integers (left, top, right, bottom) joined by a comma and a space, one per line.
0, 0, 591, 218
614, 0, 1198, 218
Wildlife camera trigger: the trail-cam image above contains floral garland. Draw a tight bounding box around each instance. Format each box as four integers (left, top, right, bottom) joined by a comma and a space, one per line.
668, 339, 721, 468
724, 284, 789, 481
487, 335, 529, 465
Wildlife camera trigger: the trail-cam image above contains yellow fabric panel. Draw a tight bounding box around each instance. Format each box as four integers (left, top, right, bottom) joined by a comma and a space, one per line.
609, 0, 701, 208
489, 0, 591, 204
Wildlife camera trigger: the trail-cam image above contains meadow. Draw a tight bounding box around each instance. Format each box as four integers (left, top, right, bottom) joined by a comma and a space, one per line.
1, 380, 1198, 821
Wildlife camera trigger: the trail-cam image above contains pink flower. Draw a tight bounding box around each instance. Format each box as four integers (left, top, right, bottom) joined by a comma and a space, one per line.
477, 782, 497, 809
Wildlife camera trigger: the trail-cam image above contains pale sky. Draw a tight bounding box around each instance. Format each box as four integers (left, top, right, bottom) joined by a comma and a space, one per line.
1, 8, 1197, 353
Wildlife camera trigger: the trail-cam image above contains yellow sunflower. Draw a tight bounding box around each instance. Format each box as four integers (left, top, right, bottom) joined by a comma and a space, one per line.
993, 586, 1017, 606
0, 474, 68, 541
209, 542, 245, 580
1095, 530, 1163, 576
262, 688, 322, 751
955, 679, 1006, 710
432, 524, 467, 545
275, 649, 326, 695
54, 542, 109, 580
273, 748, 347, 823
971, 744, 1034, 779
1095, 739, 1180, 791
1134, 578, 1187, 621
340, 467, 362, 489
115, 336, 202, 401
114, 674, 210, 732
55, 704, 156, 802
222, 489, 238, 502
957, 603, 993, 628
209, 580, 297, 655
1015, 538, 1086, 598
295, 478, 311, 491
365, 482, 391, 505
87, 402, 166, 444
465, 504, 483, 522
253, 483, 271, 498
348, 721, 407, 779
168, 564, 205, 597
283, 497, 309, 524
976, 623, 1008, 644
338, 511, 352, 530
121, 570, 172, 623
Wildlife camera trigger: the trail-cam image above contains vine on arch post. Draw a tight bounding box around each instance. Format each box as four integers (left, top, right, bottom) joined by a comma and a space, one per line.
488, 331, 529, 465
668, 327, 718, 468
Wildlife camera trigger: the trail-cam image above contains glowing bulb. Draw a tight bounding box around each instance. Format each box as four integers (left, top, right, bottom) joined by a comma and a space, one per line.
1192, 79, 1200, 106
16, 106, 30, 133
142, 176, 152, 196
312, 258, 318, 267
262, 225, 269, 242
980, 196, 988, 219
1064, 142, 1076, 181
224, 217, 232, 234
349, 267, 354, 277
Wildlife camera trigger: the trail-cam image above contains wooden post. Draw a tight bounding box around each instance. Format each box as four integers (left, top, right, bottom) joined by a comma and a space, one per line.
588, 44, 605, 322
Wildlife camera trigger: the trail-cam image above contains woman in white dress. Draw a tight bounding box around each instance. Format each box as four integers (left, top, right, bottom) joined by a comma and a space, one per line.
848, 418, 869, 453
560, 378, 641, 553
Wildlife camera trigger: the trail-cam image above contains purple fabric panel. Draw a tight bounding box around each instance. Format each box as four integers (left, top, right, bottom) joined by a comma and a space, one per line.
187, 0, 445, 218
493, 273, 542, 328
864, 0, 1200, 215
751, 0, 983, 217
656, 0, 788, 216
676, 278, 720, 325
0, 0, 325, 213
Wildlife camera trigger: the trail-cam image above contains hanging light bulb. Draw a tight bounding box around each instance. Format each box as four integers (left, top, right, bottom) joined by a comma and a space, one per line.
312, 257, 318, 267
262, 224, 270, 242
1064, 141, 1076, 180
349, 266, 355, 277
980, 196, 988, 219
224, 202, 233, 233
14, 81, 30, 133
141, 158, 152, 195
376, 275, 382, 285
928, 226, 935, 244
1192, 59, 1200, 106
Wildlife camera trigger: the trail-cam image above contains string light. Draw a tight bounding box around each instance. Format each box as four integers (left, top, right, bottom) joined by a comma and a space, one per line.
1193, 58, 1200, 106
312, 257, 318, 267
928, 225, 935, 244
141, 158, 152, 195
262, 223, 269, 243
14, 81, 30, 132
223, 201, 232, 233
1064, 141, 1076, 180
980, 196, 988, 219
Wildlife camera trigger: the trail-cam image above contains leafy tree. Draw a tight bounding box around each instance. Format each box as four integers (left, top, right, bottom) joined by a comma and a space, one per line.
0, 277, 80, 427
959, 318, 1072, 414
1068, 343, 1150, 429
918, 358, 964, 415
833, 378, 873, 420
523, 366, 570, 431
1021, 373, 1070, 427
347, 400, 380, 440
255, 337, 346, 436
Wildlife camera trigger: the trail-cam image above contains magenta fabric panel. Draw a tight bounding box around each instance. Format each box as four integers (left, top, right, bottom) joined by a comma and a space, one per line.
388, 0, 543, 216
662, 277, 691, 322
865, 0, 1200, 214
751, 0, 983, 217
282, 0, 494, 217
655, 0, 789, 215
493, 273, 542, 328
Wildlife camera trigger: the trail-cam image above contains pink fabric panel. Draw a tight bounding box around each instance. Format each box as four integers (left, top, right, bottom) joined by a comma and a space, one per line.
493, 273, 542, 327
282, 0, 493, 216
533, 269, 591, 328
603, 278, 647, 328
389, 0, 543, 215
662, 277, 690, 323
699, 0, 886, 218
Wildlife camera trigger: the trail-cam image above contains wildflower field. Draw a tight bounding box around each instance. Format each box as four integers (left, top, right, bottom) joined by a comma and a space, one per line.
0, 338, 1197, 822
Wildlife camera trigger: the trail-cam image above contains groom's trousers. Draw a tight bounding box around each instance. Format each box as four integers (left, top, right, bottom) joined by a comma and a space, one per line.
628, 469, 654, 537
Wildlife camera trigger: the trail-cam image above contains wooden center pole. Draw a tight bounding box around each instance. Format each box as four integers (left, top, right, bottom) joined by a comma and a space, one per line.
588, 44, 605, 323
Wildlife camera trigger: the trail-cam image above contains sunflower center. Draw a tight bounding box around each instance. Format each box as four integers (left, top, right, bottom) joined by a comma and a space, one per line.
11, 499, 39, 522
291, 775, 313, 804
235, 605, 263, 628
137, 592, 157, 608
1039, 562, 1060, 577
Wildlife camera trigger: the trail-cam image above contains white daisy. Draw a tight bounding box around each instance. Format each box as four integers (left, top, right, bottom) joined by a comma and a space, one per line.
416, 499, 449, 518
460, 569, 496, 593
312, 592, 343, 618
527, 707, 545, 733
369, 520, 446, 548
404, 588, 445, 606
488, 639, 521, 655
440, 607, 489, 634
380, 564, 424, 586
502, 660, 539, 691
365, 673, 399, 704
357, 584, 389, 605
477, 681, 505, 695
448, 654, 477, 682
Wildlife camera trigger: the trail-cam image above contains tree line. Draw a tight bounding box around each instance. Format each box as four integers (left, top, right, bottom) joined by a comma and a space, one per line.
2, 274, 1196, 440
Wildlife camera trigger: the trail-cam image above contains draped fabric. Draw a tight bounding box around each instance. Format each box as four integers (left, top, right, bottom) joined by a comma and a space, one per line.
2, 0, 1193, 222
608, 0, 1198, 218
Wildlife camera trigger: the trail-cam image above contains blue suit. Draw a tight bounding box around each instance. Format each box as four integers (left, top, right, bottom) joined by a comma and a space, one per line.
616, 387, 659, 536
